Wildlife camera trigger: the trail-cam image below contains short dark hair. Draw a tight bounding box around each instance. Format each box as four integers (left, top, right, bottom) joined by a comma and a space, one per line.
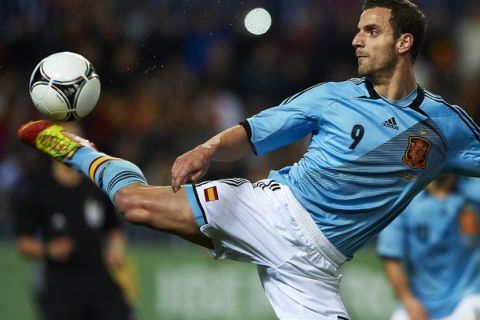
363, 0, 427, 62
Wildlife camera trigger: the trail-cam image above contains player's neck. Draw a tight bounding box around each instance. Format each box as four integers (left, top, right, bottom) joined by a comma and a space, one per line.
369, 63, 417, 101
426, 184, 450, 199
429, 189, 449, 199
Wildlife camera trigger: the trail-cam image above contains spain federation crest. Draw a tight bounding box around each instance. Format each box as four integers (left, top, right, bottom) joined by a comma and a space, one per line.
402, 136, 431, 169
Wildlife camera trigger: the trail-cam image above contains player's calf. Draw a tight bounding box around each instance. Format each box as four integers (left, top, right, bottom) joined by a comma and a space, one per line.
18, 120, 148, 204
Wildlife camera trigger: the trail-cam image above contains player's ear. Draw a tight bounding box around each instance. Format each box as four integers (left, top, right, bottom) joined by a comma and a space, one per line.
397, 33, 414, 56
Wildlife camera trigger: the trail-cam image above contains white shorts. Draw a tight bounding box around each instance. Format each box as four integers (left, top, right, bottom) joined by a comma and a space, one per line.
391, 294, 480, 320
185, 178, 349, 320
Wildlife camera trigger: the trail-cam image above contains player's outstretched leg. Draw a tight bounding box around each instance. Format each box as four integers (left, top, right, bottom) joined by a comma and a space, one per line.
18, 120, 148, 202
18, 120, 213, 248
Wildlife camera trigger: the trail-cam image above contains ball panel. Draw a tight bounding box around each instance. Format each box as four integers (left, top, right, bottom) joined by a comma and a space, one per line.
41, 52, 89, 83
47, 110, 70, 121
30, 83, 50, 101
42, 85, 70, 121
75, 77, 100, 118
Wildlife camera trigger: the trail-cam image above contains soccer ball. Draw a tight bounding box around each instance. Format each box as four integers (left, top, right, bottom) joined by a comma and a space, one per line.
29, 51, 101, 121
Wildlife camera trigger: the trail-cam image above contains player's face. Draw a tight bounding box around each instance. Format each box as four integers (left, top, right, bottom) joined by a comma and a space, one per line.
352, 7, 399, 78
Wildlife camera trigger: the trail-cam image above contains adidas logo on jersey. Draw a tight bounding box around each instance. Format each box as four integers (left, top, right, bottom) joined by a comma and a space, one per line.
382, 117, 399, 130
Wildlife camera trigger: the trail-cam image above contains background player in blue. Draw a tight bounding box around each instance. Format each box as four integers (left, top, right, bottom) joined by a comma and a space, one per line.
16, 0, 480, 319
377, 174, 480, 320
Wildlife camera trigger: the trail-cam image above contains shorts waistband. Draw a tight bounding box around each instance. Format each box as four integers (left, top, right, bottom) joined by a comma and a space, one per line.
282, 186, 348, 267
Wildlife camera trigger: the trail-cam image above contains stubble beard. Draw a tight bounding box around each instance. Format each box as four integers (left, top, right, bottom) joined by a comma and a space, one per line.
357, 45, 398, 83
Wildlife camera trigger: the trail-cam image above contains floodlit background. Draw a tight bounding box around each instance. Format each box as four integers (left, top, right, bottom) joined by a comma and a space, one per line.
1, 0, 480, 319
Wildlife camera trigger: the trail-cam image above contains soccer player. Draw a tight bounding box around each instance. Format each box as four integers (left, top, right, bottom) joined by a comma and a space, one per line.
16, 0, 480, 319
13, 123, 135, 320
377, 175, 480, 320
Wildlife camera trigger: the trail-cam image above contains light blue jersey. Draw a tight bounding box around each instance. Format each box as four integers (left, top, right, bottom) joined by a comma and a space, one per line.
244, 77, 480, 258
376, 191, 480, 318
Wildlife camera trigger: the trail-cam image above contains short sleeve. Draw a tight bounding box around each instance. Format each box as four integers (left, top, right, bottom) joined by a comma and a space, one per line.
246, 83, 335, 155
443, 106, 480, 176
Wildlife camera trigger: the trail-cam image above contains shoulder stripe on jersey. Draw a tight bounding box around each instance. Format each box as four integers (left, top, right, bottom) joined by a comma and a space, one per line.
281, 82, 325, 105
424, 92, 480, 135
424, 92, 480, 141
450, 105, 480, 141
350, 77, 366, 85
451, 104, 480, 133
425, 92, 476, 133
423, 90, 442, 100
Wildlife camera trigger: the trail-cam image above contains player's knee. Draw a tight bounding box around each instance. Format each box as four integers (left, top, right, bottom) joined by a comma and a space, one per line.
114, 186, 136, 212
114, 187, 152, 225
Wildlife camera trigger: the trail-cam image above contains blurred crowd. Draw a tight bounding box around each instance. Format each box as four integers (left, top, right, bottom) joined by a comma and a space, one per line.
1, 0, 480, 239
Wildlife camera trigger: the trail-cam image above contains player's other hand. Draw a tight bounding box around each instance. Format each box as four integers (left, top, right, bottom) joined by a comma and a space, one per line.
171, 145, 214, 192
403, 295, 429, 320
46, 236, 74, 262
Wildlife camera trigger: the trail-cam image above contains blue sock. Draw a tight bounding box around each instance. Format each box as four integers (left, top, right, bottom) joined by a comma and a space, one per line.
65, 147, 148, 203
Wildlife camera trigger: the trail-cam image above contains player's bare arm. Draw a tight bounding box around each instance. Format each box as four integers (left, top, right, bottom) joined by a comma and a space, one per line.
383, 259, 429, 320
171, 125, 250, 191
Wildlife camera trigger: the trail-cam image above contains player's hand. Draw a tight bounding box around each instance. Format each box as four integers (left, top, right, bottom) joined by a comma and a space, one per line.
46, 236, 74, 262
403, 296, 429, 320
171, 145, 214, 192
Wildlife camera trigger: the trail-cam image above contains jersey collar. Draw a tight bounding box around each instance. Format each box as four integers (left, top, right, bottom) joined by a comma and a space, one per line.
364, 78, 425, 111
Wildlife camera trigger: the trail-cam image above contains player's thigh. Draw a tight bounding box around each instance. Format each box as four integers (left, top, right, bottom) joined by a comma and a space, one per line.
115, 185, 207, 240
189, 179, 299, 265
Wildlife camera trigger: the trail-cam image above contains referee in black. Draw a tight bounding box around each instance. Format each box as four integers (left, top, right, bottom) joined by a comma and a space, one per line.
12, 124, 135, 320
